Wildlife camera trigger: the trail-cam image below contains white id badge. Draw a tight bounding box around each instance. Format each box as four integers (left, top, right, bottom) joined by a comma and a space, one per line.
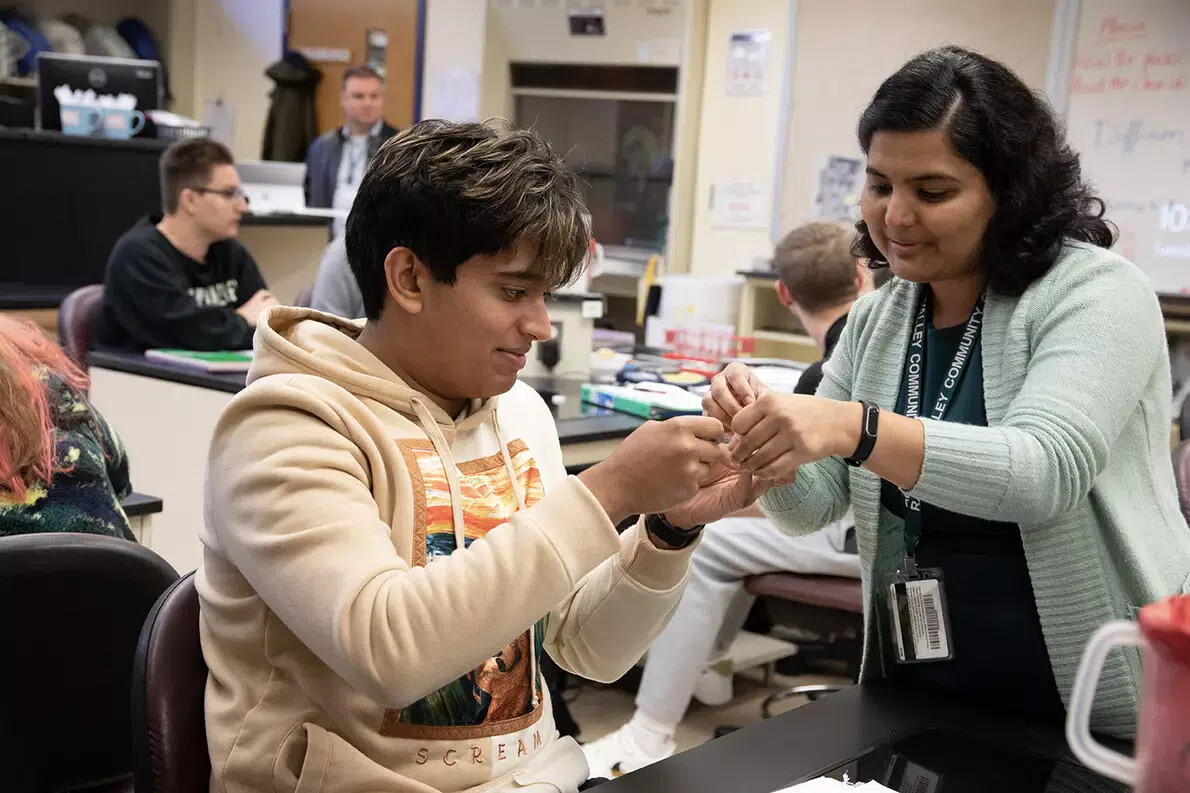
888, 565, 953, 663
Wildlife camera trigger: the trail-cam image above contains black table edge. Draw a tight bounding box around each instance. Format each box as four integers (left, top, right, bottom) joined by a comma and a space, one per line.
242, 212, 335, 228
90, 350, 246, 394
121, 492, 163, 517
89, 352, 643, 442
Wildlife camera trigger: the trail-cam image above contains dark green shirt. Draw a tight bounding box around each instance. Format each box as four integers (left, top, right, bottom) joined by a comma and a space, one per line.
879, 317, 1064, 721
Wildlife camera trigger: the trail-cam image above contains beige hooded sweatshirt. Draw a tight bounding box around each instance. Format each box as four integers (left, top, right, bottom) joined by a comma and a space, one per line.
198, 307, 698, 793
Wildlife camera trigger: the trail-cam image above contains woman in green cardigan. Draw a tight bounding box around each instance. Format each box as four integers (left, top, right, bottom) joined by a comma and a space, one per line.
708, 46, 1190, 738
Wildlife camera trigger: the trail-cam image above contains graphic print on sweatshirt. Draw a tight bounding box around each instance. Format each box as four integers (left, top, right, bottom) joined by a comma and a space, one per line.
380, 438, 549, 739
188, 278, 239, 307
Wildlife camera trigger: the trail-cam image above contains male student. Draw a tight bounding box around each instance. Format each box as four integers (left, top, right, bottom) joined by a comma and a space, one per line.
94, 137, 276, 351
198, 119, 768, 793
305, 65, 399, 232
584, 222, 883, 778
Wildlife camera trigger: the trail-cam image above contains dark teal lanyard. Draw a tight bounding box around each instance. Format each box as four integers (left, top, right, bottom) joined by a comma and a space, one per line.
900, 290, 985, 557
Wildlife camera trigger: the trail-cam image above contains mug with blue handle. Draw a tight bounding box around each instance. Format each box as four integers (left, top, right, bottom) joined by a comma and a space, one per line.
60, 104, 103, 136
102, 108, 146, 139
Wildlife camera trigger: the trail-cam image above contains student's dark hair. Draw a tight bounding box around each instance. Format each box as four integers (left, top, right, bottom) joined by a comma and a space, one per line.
342, 65, 383, 86
852, 46, 1114, 296
159, 137, 235, 214
346, 119, 591, 320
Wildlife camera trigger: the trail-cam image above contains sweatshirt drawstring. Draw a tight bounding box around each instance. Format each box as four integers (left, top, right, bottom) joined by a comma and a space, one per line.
410, 397, 467, 551
492, 410, 537, 704
492, 411, 526, 512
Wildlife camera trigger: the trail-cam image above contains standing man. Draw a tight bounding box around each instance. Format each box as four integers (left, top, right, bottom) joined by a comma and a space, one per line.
94, 137, 276, 352
304, 65, 399, 233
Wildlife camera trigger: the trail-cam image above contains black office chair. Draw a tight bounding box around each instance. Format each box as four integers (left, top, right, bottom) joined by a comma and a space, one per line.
1181, 396, 1190, 444
745, 573, 864, 717
0, 533, 177, 793
58, 284, 104, 370
132, 572, 210, 793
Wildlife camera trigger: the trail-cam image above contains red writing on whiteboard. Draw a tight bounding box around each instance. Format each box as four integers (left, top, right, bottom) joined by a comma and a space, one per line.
1141, 76, 1186, 92
1070, 75, 1185, 94
1098, 16, 1146, 42
1144, 52, 1184, 68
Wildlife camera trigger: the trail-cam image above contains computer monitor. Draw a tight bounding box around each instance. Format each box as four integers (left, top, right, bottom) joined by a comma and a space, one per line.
36, 52, 161, 137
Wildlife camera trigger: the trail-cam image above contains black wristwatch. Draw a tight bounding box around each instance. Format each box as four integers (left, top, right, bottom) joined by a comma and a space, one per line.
843, 400, 879, 467
644, 513, 704, 549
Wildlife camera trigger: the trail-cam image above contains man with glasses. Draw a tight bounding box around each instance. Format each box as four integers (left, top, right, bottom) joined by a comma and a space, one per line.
95, 138, 277, 351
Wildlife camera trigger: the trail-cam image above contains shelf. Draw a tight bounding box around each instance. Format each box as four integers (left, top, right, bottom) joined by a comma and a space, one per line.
751, 329, 814, 345
0, 76, 37, 88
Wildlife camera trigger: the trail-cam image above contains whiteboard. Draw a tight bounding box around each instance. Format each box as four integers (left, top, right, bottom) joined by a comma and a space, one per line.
1064, 0, 1190, 295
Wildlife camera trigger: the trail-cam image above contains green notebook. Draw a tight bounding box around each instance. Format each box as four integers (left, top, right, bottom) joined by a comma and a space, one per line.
146, 349, 254, 373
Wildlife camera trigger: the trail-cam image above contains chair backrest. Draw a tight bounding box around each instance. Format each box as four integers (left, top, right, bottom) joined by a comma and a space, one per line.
0, 533, 177, 792
132, 572, 210, 793
1181, 397, 1190, 446
293, 283, 315, 308
744, 572, 864, 615
57, 284, 104, 368
1173, 439, 1190, 525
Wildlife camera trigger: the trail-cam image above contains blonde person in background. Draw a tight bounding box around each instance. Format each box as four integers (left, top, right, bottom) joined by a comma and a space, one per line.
583, 222, 880, 779
707, 47, 1190, 739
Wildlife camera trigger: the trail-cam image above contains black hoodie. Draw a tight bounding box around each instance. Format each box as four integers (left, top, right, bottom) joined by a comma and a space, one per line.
262, 51, 323, 162
93, 215, 267, 351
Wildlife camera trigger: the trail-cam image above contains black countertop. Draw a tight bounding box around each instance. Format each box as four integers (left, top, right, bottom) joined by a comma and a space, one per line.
737, 269, 777, 279
602, 682, 1127, 793
121, 492, 163, 518
0, 127, 170, 153
89, 351, 643, 445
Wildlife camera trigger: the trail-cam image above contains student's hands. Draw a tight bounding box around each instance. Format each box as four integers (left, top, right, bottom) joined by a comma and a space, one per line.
728, 392, 862, 485
577, 416, 733, 525
236, 289, 280, 326
703, 362, 770, 430
663, 464, 770, 528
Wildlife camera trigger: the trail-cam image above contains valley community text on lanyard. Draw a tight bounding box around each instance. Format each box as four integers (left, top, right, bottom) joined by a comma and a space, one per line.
899, 289, 985, 563
888, 289, 984, 664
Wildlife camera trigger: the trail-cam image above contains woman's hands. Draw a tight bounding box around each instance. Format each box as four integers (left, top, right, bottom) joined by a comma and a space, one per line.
705, 362, 925, 491
703, 363, 862, 485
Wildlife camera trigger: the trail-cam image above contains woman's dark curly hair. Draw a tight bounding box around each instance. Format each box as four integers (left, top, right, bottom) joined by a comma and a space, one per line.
852, 46, 1115, 296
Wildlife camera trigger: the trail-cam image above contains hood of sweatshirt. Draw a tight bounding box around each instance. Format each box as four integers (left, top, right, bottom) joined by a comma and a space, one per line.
250, 305, 499, 438
249, 306, 516, 546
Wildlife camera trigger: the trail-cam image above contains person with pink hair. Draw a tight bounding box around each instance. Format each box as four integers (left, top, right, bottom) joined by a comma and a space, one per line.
0, 316, 133, 538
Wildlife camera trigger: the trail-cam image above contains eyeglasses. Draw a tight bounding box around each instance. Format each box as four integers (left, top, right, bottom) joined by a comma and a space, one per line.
190, 186, 250, 205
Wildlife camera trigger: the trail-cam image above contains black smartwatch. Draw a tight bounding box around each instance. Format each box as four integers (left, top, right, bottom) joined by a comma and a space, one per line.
644, 513, 704, 549
843, 400, 879, 467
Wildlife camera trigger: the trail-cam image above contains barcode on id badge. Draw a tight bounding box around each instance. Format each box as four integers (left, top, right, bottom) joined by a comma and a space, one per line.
901, 761, 940, 793
908, 578, 948, 659
923, 591, 941, 650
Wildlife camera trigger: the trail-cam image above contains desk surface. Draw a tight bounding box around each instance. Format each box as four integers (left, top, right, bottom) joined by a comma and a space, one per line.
242, 212, 334, 228
90, 351, 644, 445
602, 682, 1126, 793
121, 492, 163, 517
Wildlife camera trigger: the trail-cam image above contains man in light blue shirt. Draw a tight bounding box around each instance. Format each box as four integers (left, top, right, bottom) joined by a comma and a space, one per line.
310, 234, 364, 319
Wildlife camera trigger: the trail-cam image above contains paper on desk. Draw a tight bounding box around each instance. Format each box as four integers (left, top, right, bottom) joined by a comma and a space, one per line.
771, 779, 896, 793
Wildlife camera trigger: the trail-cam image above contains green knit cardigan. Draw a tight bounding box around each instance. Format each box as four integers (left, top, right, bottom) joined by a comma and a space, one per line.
760, 241, 1190, 738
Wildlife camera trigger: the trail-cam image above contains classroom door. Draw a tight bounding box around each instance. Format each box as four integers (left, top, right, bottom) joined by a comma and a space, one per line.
285, 0, 419, 134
